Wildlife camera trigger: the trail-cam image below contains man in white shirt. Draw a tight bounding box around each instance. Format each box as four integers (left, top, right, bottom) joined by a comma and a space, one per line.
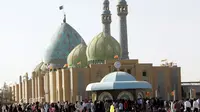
184, 99, 191, 112
118, 102, 123, 111
193, 99, 199, 112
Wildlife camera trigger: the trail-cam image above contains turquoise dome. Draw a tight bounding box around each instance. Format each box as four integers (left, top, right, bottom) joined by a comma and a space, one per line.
100, 71, 136, 83
44, 23, 85, 68
86, 71, 152, 91
86, 32, 122, 63
67, 43, 88, 68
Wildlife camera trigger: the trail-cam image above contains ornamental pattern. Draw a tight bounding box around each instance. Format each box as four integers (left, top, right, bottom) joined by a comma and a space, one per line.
44, 23, 84, 66
119, 16, 129, 59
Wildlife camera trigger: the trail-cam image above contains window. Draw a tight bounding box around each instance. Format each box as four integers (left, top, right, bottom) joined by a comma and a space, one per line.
123, 7, 126, 11
127, 69, 131, 74
142, 71, 147, 77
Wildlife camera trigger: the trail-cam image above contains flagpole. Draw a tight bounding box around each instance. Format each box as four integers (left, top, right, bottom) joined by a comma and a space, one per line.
59, 5, 66, 23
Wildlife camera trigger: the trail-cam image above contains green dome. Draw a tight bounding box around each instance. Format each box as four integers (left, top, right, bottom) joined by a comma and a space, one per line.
67, 43, 88, 68
86, 32, 122, 63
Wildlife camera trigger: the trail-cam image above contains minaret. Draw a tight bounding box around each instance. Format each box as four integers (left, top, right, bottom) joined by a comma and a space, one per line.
117, 0, 129, 59
102, 0, 111, 36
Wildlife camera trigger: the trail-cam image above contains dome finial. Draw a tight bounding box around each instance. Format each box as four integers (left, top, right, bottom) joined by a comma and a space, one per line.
59, 5, 66, 23
63, 14, 66, 23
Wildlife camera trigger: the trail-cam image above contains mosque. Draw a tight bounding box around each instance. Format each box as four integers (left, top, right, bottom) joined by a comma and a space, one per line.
10, 0, 181, 103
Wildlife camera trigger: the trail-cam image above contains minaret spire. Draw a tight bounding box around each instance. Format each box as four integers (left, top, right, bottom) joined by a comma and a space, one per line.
102, 0, 111, 36
117, 0, 129, 59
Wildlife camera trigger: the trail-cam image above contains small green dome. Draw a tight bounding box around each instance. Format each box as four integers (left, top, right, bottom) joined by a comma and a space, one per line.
67, 43, 88, 68
86, 32, 122, 63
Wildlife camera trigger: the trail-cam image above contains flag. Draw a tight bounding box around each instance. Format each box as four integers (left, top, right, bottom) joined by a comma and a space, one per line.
114, 55, 119, 59
48, 65, 53, 69
59, 6, 64, 10
146, 92, 150, 97
171, 90, 175, 96
77, 62, 81, 65
63, 64, 68, 68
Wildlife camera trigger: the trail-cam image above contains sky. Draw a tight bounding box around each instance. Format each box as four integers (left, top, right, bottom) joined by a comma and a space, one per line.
0, 0, 200, 85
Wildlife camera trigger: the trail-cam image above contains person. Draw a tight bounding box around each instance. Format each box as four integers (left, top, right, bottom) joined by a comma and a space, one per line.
104, 101, 109, 112
110, 103, 115, 112
184, 99, 191, 112
35, 102, 41, 112
193, 99, 199, 112
124, 100, 128, 111
18, 105, 23, 112
64, 101, 68, 112
2, 105, 7, 112
90, 101, 95, 112
174, 100, 181, 112
44, 103, 49, 112
75, 101, 81, 112
49, 103, 55, 112
118, 101, 123, 112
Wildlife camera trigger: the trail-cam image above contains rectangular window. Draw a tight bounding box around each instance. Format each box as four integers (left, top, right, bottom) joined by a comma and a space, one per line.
127, 69, 131, 74
142, 71, 147, 76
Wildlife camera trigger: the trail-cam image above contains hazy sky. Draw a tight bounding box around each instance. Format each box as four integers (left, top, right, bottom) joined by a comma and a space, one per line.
0, 0, 200, 85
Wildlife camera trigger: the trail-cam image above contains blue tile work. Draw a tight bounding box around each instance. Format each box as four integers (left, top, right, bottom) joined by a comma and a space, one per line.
44, 23, 84, 68
171, 68, 179, 100
157, 71, 166, 99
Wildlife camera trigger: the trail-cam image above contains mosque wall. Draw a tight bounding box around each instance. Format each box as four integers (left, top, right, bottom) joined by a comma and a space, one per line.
27, 80, 32, 103
31, 72, 35, 102
18, 82, 22, 103
56, 69, 63, 102
90, 64, 110, 82
15, 84, 19, 102
38, 73, 45, 102
34, 74, 38, 102
170, 67, 181, 100
24, 79, 28, 103
136, 64, 153, 82
70, 68, 90, 102
151, 66, 181, 100
158, 70, 166, 99
49, 71, 56, 103
44, 73, 50, 102
62, 69, 70, 102
12, 60, 181, 103
11, 86, 15, 102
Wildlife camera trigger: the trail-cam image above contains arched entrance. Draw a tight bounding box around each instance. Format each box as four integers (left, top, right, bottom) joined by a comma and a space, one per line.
98, 92, 113, 101
117, 91, 134, 100
137, 92, 144, 99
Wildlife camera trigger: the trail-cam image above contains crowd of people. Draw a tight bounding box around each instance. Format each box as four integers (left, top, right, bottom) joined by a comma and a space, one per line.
1, 98, 200, 112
